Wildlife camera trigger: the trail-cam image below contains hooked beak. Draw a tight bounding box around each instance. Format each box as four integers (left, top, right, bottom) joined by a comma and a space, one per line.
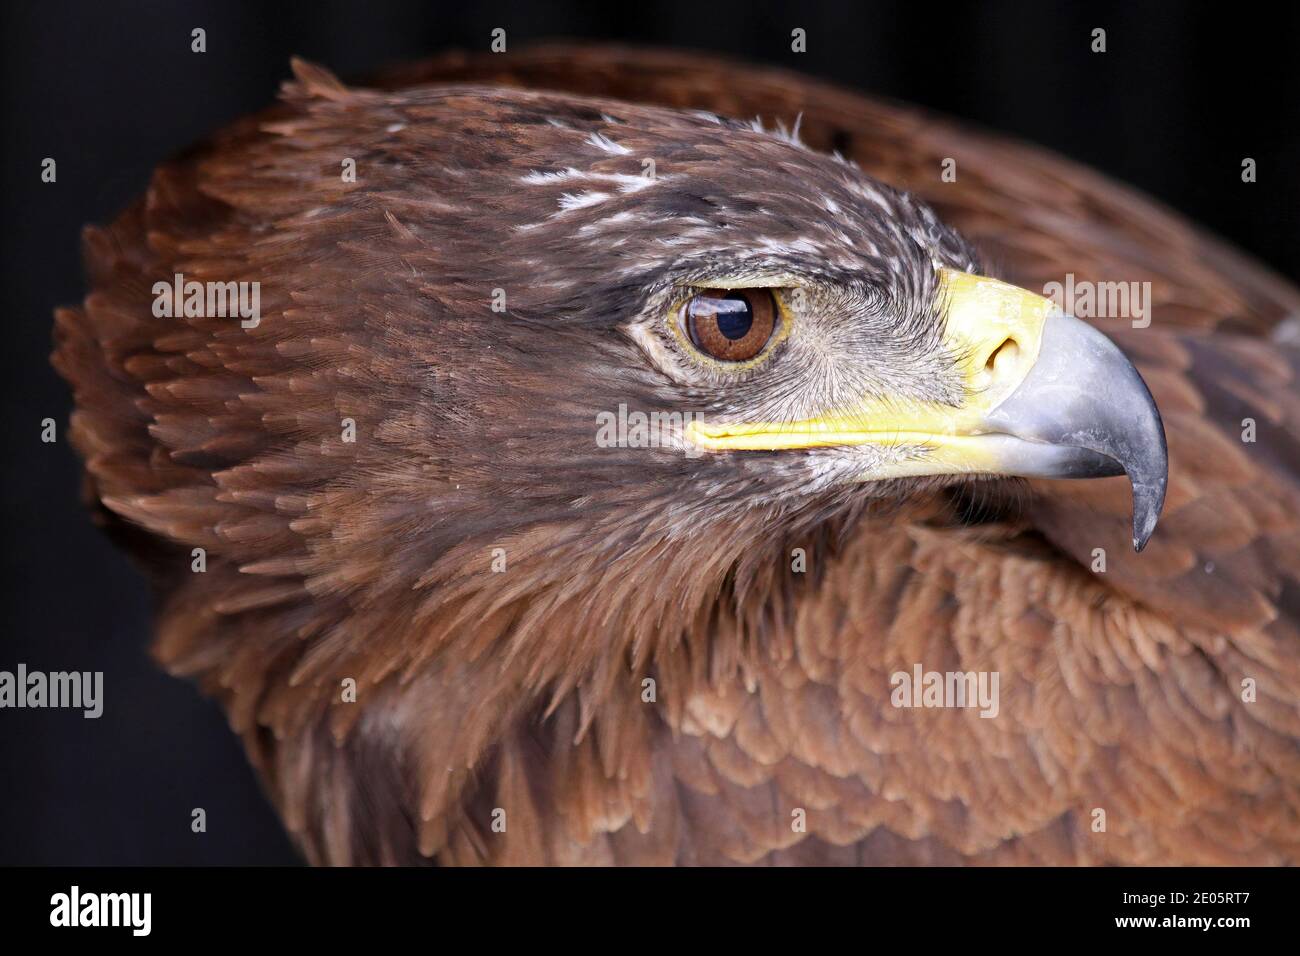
687, 268, 1168, 551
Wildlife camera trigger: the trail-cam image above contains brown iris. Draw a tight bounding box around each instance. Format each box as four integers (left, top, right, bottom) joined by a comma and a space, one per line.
682, 289, 778, 362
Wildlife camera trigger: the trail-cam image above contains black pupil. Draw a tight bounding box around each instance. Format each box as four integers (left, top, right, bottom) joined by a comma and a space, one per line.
710, 295, 753, 340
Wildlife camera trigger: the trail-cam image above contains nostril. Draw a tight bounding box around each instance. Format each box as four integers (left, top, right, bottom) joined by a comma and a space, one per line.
986, 337, 1020, 374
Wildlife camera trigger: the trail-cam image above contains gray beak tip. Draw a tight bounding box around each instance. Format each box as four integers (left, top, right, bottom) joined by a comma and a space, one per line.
984, 311, 1170, 554
1130, 478, 1167, 552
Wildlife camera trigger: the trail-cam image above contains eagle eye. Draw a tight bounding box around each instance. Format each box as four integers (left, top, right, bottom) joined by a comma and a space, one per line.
681, 289, 778, 363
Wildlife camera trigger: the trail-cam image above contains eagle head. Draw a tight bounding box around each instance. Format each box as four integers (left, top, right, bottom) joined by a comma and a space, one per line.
52, 59, 1169, 864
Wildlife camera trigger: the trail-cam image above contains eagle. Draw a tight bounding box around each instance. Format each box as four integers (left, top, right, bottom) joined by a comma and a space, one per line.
53, 45, 1300, 866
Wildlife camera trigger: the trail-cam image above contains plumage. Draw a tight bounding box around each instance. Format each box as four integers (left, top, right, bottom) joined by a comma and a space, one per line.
53, 45, 1300, 865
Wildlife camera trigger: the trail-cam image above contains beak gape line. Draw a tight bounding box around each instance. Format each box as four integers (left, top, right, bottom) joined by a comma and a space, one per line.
688, 268, 1168, 551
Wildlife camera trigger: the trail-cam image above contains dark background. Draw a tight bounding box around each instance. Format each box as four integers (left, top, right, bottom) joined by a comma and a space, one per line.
1, 0, 1297, 865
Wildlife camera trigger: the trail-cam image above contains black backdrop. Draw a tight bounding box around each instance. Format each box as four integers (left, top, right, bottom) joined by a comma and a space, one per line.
1, 0, 1297, 865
